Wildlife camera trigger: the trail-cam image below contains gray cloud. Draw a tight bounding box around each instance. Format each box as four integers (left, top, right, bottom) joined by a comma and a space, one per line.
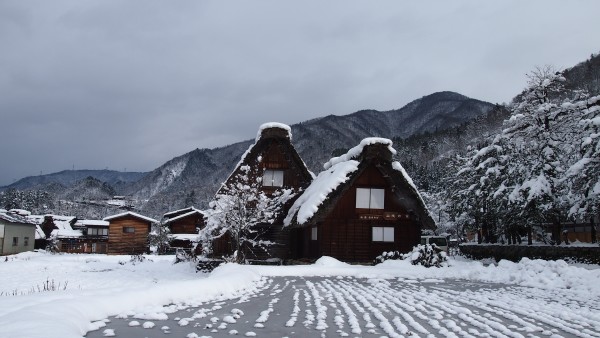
1, 0, 600, 185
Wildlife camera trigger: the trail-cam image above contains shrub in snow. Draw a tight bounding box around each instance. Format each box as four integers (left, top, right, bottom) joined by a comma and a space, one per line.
373, 251, 403, 265
195, 257, 223, 273
408, 244, 448, 267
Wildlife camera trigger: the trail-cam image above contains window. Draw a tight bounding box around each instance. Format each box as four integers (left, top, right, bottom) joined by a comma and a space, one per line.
372, 227, 394, 242
123, 227, 135, 233
311, 227, 318, 241
262, 169, 284, 187
12, 237, 18, 246
24, 237, 29, 247
89, 228, 109, 236
356, 188, 385, 209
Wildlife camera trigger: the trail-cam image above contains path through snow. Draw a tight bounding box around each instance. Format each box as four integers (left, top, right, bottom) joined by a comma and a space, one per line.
86, 276, 600, 338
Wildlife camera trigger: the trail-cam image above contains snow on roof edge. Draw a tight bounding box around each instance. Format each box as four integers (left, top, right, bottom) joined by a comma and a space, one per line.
284, 160, 360, 226
324, 137, 396, 170
164, 210, 205, 224
103, 211, 158, 223
255, 122, 292, 142
392, 161, 436, 227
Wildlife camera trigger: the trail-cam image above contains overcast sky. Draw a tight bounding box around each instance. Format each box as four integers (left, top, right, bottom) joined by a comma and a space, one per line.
1, 1, 600, 186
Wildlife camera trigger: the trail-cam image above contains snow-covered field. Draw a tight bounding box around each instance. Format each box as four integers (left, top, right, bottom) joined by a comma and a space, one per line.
0, 252, 599, 338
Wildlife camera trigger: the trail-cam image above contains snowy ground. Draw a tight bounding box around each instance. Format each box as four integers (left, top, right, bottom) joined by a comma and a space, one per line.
0, 252, 599, 338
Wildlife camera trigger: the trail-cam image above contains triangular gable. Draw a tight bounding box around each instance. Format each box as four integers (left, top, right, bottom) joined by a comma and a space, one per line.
103, 211, 158, 223
218, 122, 313, 195
285, 138, 435, 229
163, 209, 206, 225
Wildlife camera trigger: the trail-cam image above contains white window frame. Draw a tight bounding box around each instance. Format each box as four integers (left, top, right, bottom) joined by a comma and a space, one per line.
356, 188, 385, 209
311, 226, 318, 241
263, 169, 284, 187
372, 226, 394, 242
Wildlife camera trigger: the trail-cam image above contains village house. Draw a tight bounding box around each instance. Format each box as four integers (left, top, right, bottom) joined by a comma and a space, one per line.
104, 211, 157, 255
162, 207, 206, 253
209, 122, 314, 261
285, 138, 436, 262
26, 214, 84, 252
72, 219, 110, 253
0, 209, 36, 255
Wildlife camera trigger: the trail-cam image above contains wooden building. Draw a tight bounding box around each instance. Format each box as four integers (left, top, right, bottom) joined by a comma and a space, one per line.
209, 122, 313, 261
72, 220, 110, 254
27, 214, 84, 252
104, 212, 158, 255
162, 207, 206, 253
285, 138, 436, 263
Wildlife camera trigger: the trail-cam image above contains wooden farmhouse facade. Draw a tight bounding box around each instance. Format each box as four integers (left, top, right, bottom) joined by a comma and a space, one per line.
209, 123, 313, 261
104, 212, 158, 255
163, 207, 206, 253
285, 138, 436, 262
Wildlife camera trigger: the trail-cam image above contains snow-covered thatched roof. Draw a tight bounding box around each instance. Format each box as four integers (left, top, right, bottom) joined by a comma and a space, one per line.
218, 122, 312, 196
25, 214, 82, 239
284, 137, 435, 229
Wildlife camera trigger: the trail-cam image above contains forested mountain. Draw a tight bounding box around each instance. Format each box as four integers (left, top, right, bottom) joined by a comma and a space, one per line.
1, 170, 146, 192
0, 91, 496, 218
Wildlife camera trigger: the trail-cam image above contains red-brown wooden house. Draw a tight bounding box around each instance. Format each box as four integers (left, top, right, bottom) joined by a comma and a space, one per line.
104, 212, 158, 255
285, 138, 436, 263
162, 207, 206, 253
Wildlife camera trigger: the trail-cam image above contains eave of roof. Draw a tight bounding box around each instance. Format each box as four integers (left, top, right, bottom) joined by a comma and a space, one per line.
103, 212, 158, 223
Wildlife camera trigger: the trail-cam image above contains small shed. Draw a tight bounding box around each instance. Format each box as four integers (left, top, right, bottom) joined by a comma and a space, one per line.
163, 207, 206, 253
104, 212, 158, 255
285, 138, 436, 262
0, 211, 36, 255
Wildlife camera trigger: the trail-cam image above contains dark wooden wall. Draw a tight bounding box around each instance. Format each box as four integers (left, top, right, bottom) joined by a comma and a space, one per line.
107, 216, 151, 254
311, 164, 421, 262
210, 137, 312, 261
169, 214, 204, 234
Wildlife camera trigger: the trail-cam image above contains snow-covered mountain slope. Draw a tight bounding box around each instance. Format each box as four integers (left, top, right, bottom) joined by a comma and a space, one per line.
130, 91, 496, 217
0, 91, 498, 218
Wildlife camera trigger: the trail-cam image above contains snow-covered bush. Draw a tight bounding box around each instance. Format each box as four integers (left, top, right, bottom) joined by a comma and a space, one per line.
408, 244, 448, 267
373, 251, 403, 265
374, 245, 448, 267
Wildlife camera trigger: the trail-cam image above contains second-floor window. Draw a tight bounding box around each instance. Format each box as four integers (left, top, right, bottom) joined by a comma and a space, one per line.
263, 169, 284, 187
123, 227, 135, 233
356, 188, 385, 209
89, 228, 109, 236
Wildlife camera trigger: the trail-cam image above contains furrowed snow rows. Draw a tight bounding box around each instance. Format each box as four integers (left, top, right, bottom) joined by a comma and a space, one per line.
90, 277, 600, 338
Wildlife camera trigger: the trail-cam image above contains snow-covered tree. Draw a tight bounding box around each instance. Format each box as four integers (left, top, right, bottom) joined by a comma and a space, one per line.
564, 95, 600, 243
148, 222, 172, 255
201, 163, 295, 263
445, 65, 600, 245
